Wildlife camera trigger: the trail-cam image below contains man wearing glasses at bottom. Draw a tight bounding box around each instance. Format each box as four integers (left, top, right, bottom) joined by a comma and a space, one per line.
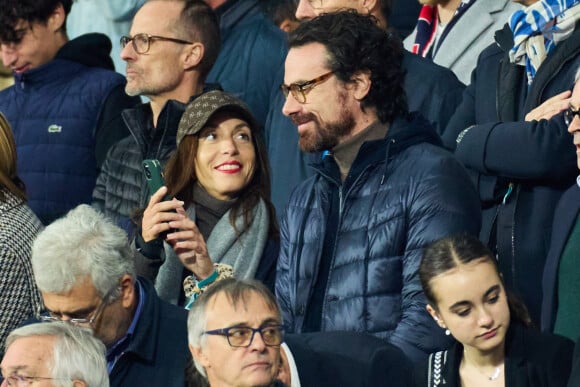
30, 204, 189, 387
188, 278, 286, 387
1, 322, 108, 387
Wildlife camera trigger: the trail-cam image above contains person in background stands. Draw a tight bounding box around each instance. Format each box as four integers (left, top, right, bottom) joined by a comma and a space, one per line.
0, 0, 139, 225
93, 0, 221, 235
404, 0, 521, 84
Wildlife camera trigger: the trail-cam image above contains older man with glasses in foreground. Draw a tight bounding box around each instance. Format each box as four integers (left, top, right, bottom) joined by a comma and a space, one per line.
30, 204, 189, 387
1, 322, 108, 387
188, 278, 285, 387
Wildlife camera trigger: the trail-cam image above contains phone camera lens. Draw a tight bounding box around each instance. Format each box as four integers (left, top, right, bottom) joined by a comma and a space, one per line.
144, 166, 151, 179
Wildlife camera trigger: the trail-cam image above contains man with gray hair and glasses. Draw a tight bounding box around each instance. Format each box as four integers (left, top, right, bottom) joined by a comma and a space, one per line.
1, 322, 108, 387
31, 204, 189, 387
188, 278, 285, 387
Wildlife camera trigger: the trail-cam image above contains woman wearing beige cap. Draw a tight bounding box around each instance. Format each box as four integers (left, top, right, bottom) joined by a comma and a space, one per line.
134, 90, 278, 308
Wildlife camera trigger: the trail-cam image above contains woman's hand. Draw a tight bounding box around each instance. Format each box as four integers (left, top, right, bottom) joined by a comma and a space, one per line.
141, 186, 185, 242
165, 207, 215, 280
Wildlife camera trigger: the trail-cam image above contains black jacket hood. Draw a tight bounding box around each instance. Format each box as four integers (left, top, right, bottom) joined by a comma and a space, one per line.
56, 33, 115, 70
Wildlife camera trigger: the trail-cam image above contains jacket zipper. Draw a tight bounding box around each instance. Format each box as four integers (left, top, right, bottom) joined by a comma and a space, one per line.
319, 164, 375, 330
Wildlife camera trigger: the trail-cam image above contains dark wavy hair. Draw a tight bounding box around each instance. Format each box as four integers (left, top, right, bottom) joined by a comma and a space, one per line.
164, 108, 278, 240
0, 0, 72, 43
420, 234, 532, 327
174, 0, 220, 81
288, 10, 407, 124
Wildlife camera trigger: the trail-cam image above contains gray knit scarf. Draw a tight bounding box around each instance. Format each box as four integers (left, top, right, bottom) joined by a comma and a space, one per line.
155, 199, 269, 305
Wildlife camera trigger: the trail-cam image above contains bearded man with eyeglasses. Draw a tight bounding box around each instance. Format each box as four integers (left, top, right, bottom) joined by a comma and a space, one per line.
276, 11, 482, 363
30, 204, 189, 387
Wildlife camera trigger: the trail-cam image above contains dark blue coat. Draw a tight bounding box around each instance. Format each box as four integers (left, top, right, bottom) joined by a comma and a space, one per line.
267, 50, 465, 217
207, 0, 287, 127
0, 34, 137, 225
443, 23, 580, 323
110, 277, 189, 387
276, 114, 481, 362
541, 183, 580, 332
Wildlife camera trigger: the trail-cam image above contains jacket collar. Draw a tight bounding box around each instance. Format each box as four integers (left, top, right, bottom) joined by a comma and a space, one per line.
310, 112, 442, 182
122, 99, 185, 156
121, 277, 160, 362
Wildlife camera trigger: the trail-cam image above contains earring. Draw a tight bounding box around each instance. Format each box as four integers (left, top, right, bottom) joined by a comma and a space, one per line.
445, 329, 450, 336
434, 316, 439, 322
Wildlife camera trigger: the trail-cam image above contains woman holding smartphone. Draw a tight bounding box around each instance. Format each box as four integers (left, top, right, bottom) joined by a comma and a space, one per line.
0, 112, 43, 354
135, 91, 278, 307
415, 234, 574, 387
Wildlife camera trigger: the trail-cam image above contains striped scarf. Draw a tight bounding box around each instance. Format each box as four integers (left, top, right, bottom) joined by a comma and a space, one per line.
509, 0, 580, 85
411, 0, 475, 58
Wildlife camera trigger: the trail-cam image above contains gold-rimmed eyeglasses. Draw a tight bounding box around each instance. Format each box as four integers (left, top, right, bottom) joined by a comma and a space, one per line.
120, 33, 192, 54
281, 71, 335, 104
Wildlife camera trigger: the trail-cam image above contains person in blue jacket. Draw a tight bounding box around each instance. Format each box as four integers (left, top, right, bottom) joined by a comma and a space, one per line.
0, 0, 139, 225
276, 11, 481, 363
267, 0, 466, 218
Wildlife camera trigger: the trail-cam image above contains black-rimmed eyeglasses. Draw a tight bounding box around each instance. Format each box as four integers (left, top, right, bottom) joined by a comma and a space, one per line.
565, 106, 580, 126
120, 33, 192, 54
203, 324, 284, 348
281, 71, 335, 104
37, 287, 117, 327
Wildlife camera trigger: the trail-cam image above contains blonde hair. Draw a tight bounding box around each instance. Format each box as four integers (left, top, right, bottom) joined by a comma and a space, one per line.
0, 112, 25, 200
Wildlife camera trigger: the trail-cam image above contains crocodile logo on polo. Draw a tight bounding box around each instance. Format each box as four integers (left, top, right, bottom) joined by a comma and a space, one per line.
47, 124, 62, 133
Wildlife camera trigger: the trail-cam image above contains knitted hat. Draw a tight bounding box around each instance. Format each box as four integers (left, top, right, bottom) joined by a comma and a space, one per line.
177, 90, 257, 146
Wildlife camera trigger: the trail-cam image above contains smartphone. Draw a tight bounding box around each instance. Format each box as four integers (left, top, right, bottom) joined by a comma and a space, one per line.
142, 159, 171, 201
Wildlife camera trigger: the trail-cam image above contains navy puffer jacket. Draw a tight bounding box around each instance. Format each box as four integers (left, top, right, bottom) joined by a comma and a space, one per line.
276, 113, 481, 362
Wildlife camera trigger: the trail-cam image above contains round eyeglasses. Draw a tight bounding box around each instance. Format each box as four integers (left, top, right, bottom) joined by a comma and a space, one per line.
203, 324, 284, 348
120, 33, 192, 54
